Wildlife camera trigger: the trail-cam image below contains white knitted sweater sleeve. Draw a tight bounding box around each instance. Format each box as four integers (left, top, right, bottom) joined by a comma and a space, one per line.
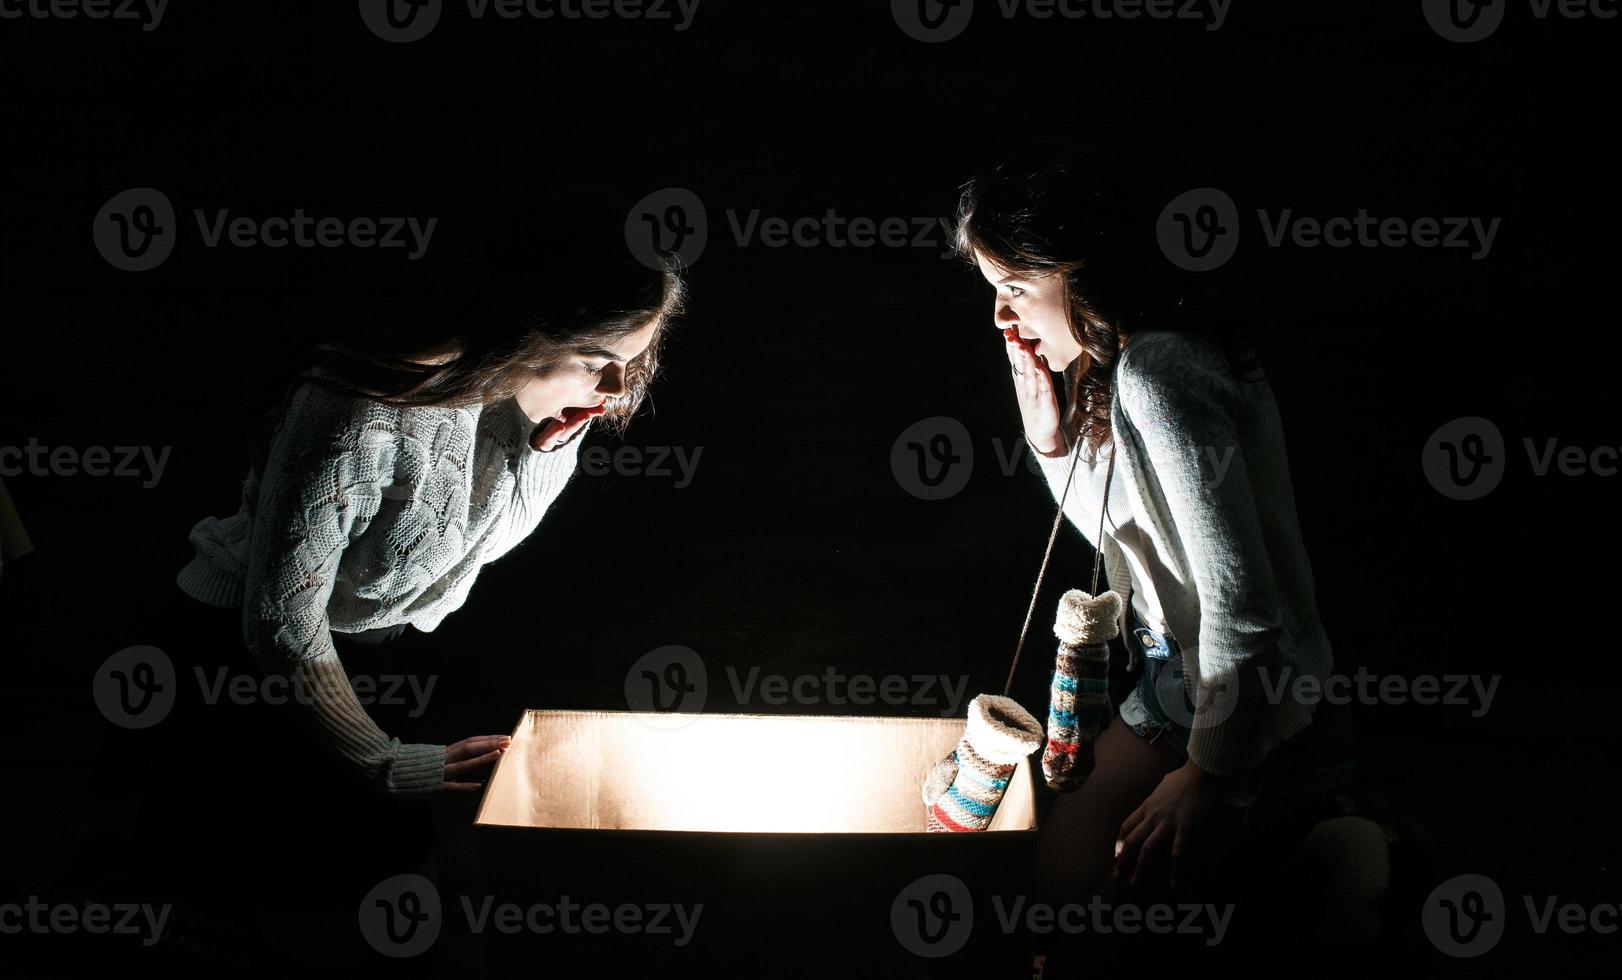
241, 382, 446, 797
1115, 331, 1286, 776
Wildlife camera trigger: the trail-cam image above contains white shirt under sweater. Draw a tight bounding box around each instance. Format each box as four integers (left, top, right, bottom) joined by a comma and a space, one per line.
177, 370, 587, 796
1028, 330, 1334, 775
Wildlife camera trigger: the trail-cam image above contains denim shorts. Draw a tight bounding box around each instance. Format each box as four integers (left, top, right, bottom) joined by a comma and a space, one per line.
1117, 611, 1356, 809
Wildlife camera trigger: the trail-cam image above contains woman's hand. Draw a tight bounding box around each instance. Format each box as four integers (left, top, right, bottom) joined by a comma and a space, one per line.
443, 734, 512, 792
530, 405, 606, 453
1112, 760, 1238, 893
1002, 326, 1066, 457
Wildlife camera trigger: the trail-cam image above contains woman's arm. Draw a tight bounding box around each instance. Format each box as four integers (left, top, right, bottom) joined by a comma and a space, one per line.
1114, 332, 1285, 777
241, 384, 447, 797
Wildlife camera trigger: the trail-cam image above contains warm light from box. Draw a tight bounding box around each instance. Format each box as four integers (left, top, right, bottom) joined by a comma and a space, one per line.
474, 709, 1036, 835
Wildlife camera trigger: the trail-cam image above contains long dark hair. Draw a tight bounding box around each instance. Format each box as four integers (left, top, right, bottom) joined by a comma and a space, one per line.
954, 143, 1254, 454
251, 214, 684, 470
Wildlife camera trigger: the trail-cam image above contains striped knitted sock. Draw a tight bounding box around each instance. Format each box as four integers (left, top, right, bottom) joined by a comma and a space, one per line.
1043, 589, 1123, 793
923, 694, 1043, 832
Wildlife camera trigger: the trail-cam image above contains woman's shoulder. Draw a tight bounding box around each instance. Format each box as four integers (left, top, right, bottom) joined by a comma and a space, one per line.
1113, 328, 1264, 428
275, 372, 473, 470
1116, 329, 1231, 382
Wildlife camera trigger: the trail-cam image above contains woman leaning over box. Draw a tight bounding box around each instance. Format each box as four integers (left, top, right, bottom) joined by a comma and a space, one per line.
175, 216, 684, 797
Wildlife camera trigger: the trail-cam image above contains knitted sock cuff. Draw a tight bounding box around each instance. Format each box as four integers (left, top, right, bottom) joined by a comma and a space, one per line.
964, 694, 1043, 765
1054, 589, 1124, 648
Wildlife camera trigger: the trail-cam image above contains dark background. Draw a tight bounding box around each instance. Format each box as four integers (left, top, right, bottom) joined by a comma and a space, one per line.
2, 1, 1617, 977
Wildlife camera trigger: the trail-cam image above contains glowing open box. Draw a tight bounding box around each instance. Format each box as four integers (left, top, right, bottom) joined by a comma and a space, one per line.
473, 709, 1038, 975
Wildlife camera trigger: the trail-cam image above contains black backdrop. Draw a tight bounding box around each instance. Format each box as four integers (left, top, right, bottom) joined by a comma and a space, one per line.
2, 2, 1618, 977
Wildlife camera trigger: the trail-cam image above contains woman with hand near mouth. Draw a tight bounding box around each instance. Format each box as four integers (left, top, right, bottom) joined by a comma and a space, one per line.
954, 147, 1354, 969
175, 215, 683, 798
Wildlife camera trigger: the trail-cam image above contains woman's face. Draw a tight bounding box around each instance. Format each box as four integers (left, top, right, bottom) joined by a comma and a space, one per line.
516, 317, 660, 448
975, 252, 1084, 373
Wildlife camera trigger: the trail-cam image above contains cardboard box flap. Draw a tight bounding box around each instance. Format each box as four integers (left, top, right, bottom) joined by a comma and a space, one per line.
474, 709, 1035, 834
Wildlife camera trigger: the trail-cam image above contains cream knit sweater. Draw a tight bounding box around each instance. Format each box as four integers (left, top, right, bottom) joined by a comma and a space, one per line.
177, 372, 586, 796
1030, 330, 1334, 776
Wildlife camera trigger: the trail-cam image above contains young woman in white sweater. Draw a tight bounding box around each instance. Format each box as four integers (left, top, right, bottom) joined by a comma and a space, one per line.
955, 148, 1354, 957
177, 217, 684, 798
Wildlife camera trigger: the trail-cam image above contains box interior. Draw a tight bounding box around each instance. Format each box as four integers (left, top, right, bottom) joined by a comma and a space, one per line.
473, 709, 1037, 834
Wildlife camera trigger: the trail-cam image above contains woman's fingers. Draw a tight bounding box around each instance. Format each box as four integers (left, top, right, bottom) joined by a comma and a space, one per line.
1113, 820, 1147, 884
445, 747, 504, 780
448, 735, 511, 762
443, 781, 484, 793
1129, 822, 1173, 890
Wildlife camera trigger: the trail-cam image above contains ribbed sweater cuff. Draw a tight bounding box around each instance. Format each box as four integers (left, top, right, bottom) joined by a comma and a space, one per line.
176, 556, 244, 609
383, 742, 449, 797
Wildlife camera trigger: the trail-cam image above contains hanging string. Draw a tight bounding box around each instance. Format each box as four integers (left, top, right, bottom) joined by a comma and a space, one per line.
1001, 435, 1115, 698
